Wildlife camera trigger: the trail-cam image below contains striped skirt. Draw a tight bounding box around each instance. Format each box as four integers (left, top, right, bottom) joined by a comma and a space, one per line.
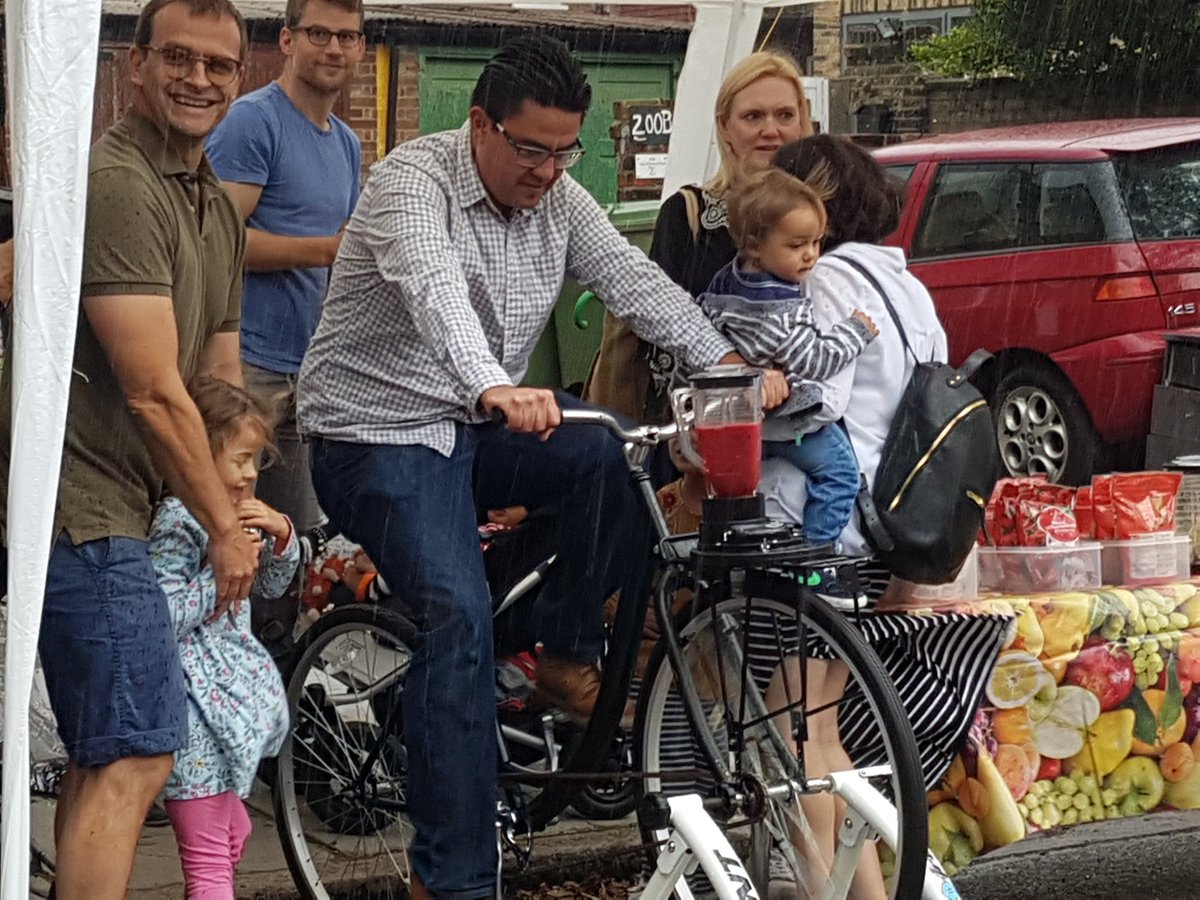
650, 563, 1012, 792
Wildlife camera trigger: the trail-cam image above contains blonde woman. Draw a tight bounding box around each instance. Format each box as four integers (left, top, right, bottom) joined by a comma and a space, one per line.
586, 50, 813, 427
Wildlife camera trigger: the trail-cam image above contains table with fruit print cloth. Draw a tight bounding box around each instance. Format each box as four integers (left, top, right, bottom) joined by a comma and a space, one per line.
918, 580, 1200, 877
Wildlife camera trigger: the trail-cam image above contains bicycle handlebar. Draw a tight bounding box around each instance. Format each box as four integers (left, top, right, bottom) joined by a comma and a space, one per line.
490, 406, 678, 447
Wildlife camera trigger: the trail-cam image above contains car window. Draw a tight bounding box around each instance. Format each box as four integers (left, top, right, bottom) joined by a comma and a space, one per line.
1116, 142, 1200, 241
912, 163, 1024, 258
1033, 162, 1131, 247
882, 164, 916, 203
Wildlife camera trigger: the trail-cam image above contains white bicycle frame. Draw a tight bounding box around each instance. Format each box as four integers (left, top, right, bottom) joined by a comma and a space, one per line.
820, 768, 960, 900
641, 773, 960, 900
641, 793, 760, 900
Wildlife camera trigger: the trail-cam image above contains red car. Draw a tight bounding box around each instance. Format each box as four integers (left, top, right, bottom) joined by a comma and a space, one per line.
874, 120, 1200, 484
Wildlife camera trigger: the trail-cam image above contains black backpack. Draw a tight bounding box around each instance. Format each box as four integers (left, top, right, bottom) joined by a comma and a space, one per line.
836, 255, 999, 585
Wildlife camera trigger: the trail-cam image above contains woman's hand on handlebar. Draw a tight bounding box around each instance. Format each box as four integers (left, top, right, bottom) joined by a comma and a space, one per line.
481, 385, 562, 439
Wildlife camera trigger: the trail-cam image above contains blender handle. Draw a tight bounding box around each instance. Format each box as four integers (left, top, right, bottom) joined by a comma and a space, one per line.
669, 387, 706, 473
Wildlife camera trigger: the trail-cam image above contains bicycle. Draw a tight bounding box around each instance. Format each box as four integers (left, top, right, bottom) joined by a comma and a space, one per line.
271, 408, 952, 899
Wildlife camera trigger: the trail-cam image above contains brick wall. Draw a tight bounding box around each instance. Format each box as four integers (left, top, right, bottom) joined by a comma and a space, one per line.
837, 60, 929, 134
926, 77, 1200, 133
811, 1, 842, 78
842, 0, 964, 12
340, 46, 420, 176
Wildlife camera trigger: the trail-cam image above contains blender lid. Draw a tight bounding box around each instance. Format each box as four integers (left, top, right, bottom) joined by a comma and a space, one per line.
688, 364, 762, 389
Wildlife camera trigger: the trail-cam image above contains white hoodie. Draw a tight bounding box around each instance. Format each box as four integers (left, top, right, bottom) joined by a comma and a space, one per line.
760, 242, 948, 557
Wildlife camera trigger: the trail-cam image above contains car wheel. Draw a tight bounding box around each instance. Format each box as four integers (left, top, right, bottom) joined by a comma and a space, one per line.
992, 364, 1098, 485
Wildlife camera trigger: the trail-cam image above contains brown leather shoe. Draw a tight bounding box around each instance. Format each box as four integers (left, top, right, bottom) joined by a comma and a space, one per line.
535, 655, 601, 722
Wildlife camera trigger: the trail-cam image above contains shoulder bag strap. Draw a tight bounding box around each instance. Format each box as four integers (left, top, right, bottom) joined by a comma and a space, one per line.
680, 185, 702, 242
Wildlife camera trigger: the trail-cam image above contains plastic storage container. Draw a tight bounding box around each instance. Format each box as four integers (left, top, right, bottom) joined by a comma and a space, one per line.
978, 542, 1102, 595
1100, 533, 1191, 587
912, 545, 980, 602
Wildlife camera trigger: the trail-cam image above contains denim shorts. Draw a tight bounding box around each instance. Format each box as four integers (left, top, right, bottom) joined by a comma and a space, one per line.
39, 533, 187, 766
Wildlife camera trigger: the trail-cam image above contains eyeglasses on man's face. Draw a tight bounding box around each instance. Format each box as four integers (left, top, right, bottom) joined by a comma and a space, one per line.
291, 25, 365, 49
494, 122, 586, 171
146, 44, 243, 87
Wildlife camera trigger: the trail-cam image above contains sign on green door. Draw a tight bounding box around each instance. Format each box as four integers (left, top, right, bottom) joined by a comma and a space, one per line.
418, 51, 676, 205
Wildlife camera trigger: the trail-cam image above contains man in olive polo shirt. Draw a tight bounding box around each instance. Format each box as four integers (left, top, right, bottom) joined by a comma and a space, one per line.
0, 2, 260, 896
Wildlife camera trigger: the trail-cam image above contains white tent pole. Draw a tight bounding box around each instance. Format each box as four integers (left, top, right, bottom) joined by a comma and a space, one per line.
1, 1, 101, 896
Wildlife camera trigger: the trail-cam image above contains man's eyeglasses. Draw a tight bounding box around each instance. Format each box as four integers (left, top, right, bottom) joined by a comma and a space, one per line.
495, 122, 585, 170
291, 26, 365, 49
146, 45, 243, 87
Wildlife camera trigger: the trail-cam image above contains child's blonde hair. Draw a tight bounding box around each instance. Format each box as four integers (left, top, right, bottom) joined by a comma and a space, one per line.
189, 376, 277, 463
725, 167, 828, 254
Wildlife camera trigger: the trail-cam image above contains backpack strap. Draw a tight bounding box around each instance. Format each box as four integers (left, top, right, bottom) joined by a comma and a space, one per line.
829, 253, 918, 367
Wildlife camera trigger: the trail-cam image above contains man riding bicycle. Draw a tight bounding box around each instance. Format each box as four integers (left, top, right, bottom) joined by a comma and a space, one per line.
296, 34, 781, 898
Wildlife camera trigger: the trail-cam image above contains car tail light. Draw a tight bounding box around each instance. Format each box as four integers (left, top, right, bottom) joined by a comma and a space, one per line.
1095, 275, 1158, 302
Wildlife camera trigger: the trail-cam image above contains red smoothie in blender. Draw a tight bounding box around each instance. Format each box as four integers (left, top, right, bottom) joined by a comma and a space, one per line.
694, 422, 761, 497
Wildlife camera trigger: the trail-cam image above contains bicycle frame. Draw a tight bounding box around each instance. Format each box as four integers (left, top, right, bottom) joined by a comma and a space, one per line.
641, 794, 760, 900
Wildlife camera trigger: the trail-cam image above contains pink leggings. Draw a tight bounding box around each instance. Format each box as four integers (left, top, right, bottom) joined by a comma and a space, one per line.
164, 792, 252, 900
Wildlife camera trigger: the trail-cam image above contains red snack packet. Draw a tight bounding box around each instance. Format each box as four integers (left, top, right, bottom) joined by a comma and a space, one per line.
1092, 474, 1115, 540
983, 476, 1049, 546
1111, 471, 1183, 537
1018, 499, 1080, 546
1075, 486, 1094, 539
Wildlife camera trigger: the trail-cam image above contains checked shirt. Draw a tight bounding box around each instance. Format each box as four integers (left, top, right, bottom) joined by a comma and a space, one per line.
297, 124, 733, 455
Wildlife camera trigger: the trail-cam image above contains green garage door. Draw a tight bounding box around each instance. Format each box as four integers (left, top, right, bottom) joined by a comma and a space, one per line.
419, 50, 676, 205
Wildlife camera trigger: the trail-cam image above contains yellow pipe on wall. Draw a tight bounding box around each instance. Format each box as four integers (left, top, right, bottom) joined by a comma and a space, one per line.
375, 44, 390, 162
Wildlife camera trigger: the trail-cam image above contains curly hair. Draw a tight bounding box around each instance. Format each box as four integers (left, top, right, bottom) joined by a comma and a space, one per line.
772, 135, 902, 251
725, 168, 827, 254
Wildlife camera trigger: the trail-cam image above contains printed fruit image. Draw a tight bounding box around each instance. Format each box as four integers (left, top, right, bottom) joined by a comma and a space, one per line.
1104, 756, 1165, 817
1009, 601, 1045, 657
1185, 685, 1200, 744
929, 802, 984, 877
1160, 741, 1195, 783
1178, 633, 1200, 686
1027, 669, 1059, 723
1178, 585, 1200, 628
994, 742, 1037, 800
1130, 688, 1187, 757
993, 708, 1033, 745
987, 652, 1048, 710
1043, 657, 1069, 685
1032, 685, 1101, 760
1037, 593, 1092, 663
976, 743, 1027, 848
1063, 637, 1135, 711
1163, 748, 1200, 809
1064, 708, 1136, 778
1037, 757, 1062, 780
957, 777, 989, 819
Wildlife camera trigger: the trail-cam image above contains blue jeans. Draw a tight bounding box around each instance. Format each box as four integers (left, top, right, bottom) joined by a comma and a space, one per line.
763, 423, 859, 545
309, 393, 654, 896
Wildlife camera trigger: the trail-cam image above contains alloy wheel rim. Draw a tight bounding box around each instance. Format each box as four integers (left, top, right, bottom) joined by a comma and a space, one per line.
997, 385, 1069, 480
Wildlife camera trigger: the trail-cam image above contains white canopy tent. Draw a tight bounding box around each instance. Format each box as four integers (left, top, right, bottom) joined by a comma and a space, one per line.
0, 1, 820, 896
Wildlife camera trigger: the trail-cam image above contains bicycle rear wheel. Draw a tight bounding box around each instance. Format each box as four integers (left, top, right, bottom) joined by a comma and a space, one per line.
273, 604, 416, 900
633, 588, 927, 900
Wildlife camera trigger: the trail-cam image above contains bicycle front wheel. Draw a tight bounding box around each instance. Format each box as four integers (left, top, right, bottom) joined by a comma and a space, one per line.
273, 604, 416, 900
634, 591, 927, 900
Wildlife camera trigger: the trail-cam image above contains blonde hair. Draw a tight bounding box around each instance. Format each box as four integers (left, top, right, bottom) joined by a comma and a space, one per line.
707, 50, 812, 197
726, 168, 827, 254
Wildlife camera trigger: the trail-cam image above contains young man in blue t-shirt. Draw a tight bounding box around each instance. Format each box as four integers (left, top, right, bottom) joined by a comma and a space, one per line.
206, 0, 364, 533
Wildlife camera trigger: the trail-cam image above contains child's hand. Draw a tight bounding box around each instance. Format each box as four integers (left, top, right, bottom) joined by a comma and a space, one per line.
237, 498, 291, 544
852, 310, 879, 337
